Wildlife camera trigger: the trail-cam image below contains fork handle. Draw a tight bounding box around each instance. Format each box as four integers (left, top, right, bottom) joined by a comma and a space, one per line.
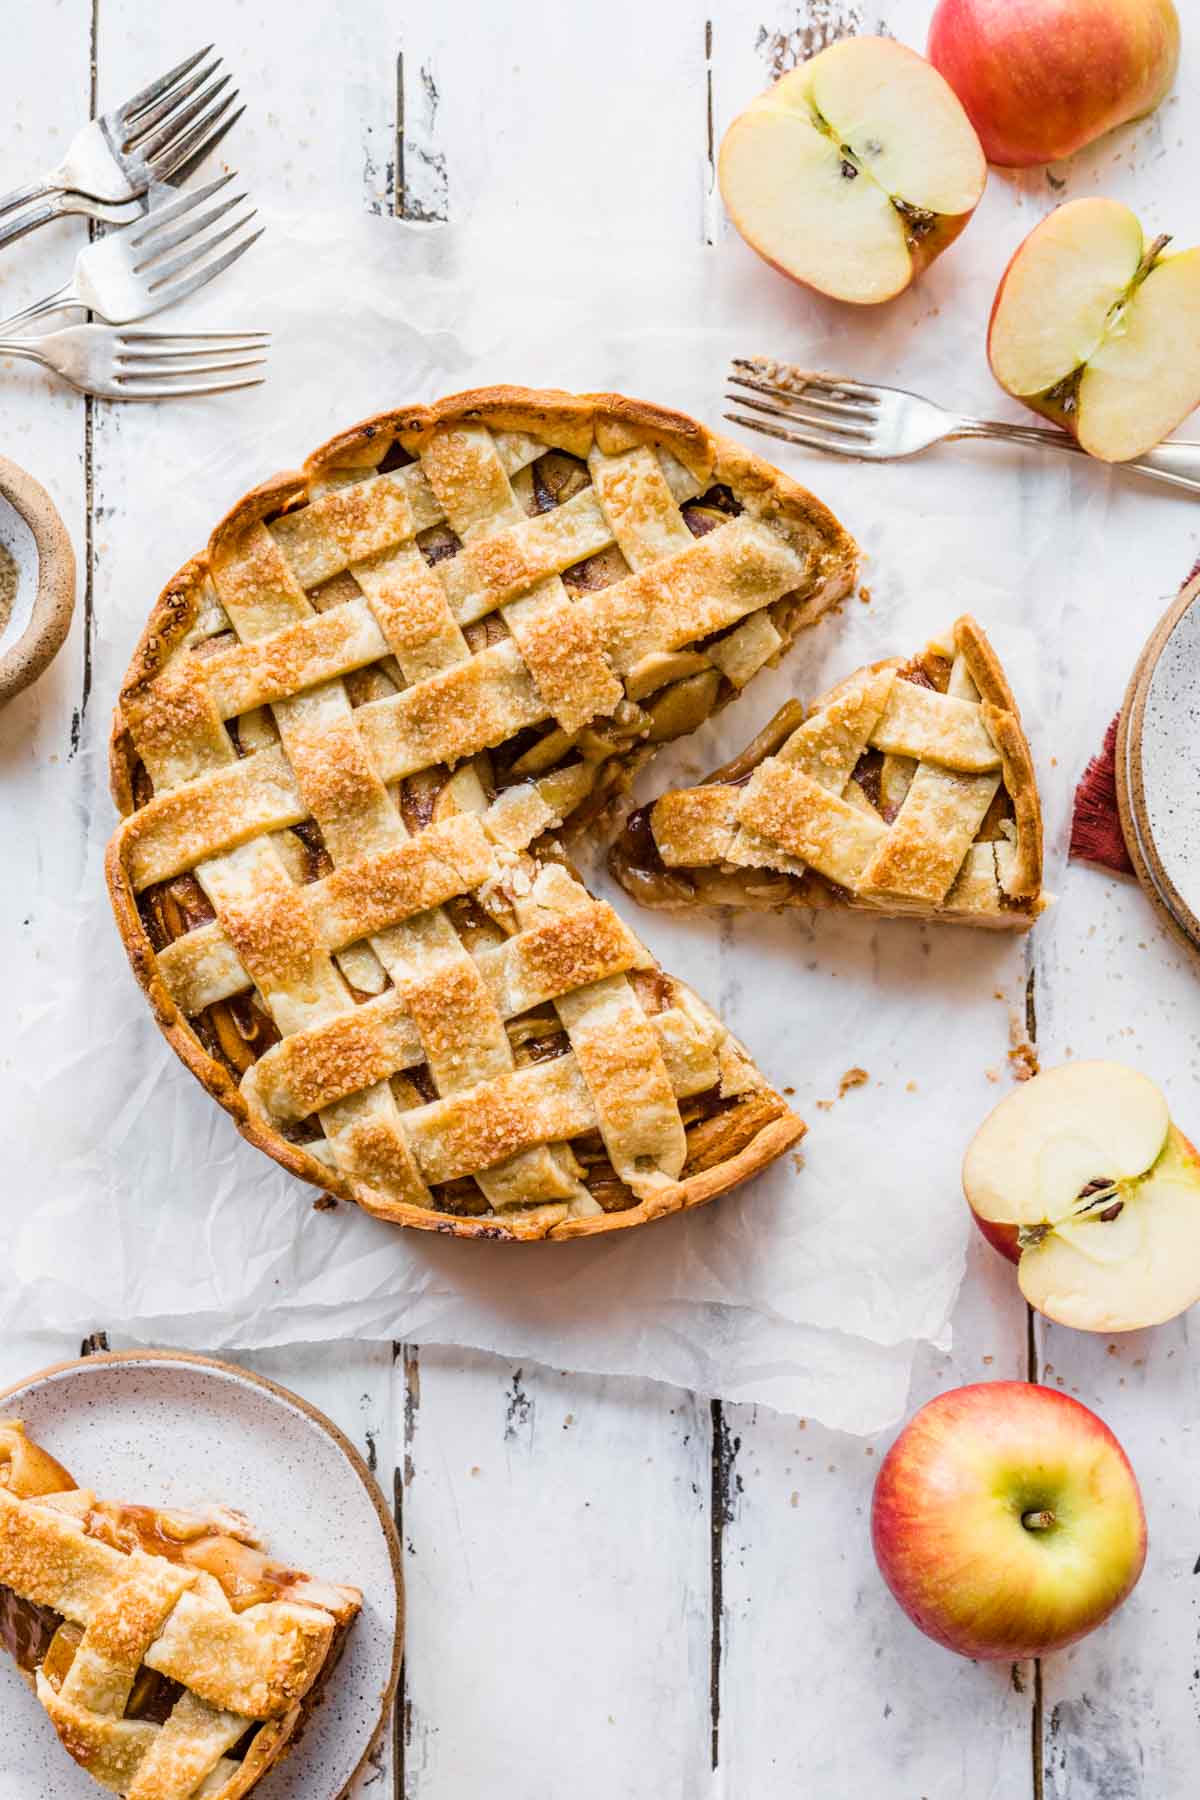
0, 198, 67, 253
0, 176, 61, 225
0, 336, 52, 369
0, 285, 80, 336
953, 417, 1200, 495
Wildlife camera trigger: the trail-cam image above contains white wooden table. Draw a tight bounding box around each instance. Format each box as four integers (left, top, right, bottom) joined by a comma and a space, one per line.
4, 2, 1200, 1795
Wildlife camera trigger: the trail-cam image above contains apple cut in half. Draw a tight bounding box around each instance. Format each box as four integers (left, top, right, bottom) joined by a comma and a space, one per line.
989, 197, 1200, 462
963, 1060, 1200, 1332
719, 36, 987, 305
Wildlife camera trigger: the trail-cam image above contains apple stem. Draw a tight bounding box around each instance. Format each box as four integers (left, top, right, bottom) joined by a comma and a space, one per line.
1140, 233, 1172, 276
1021, 1509, 1056, 1531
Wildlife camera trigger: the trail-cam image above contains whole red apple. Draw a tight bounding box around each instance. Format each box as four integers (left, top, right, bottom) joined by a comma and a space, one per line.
872, 1383, 1147, 1660
928, 0, 1180, 168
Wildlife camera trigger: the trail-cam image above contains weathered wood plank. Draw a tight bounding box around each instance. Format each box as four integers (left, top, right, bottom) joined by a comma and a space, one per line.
399, 1346, 711, 1800
0, 0, 91, 972
716, 1239, 1036, 1797
11, 7, 1200, 1800
385, 0, 708, 237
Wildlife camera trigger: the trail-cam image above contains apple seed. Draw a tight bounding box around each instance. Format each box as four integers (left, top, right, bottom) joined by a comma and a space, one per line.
893, 197, 937, 245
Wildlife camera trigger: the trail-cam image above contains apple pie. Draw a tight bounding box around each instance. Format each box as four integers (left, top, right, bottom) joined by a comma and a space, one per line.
0, 1419, 360, 1799
610, 615, 1048, 930
107, 388, 856, 1240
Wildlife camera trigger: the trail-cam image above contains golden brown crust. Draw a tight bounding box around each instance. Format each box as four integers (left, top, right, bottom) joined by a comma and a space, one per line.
106, 388, 826, 1243
547, 1111, 805, 1241
612, 613, 1047, 930
118, 558, 209, 703
708, 430, 855, 567
108, 394, 857, 819
0, 1433, 359, 1794
953, 615, 1043, 899
0, 1356, 401, 1800
105, 760, 804, 1246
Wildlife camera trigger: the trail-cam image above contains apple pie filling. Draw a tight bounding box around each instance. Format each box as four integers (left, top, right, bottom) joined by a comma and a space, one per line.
124, 441, 814, 1228
109, 392, 847, 1238
123, 448, 824, 853
610, 618, 1047, 930
0, 1418, 361, 1785
137, 825, 787, 1222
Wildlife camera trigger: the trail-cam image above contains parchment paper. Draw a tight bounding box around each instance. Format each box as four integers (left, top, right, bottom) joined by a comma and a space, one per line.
1, 210, 1083, 1432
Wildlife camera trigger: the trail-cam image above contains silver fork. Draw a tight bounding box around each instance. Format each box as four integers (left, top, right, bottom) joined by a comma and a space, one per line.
0, 47, 242, 248
0, 326, 269, 401
1, 195, 148, 247
725, 358, 1200, 497
0, 176, 262, 333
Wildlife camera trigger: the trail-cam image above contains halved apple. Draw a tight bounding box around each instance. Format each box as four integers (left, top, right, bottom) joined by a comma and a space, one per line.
719, 36, 987, 305
963, 1060, 1200, 1332
989, 197, 1200, 461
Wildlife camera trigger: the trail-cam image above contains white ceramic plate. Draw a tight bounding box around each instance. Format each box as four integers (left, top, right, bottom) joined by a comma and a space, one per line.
1124, 581, 1200, 948
0, 1352, 402, 1800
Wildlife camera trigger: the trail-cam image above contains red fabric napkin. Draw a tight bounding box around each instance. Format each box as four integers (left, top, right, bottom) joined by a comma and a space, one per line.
1070, 715, 1133, 875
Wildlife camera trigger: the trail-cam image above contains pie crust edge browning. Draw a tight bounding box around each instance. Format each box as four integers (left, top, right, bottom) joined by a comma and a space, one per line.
610, 613, 1048, 931
0, 1417, 362, 1800
107, 387, 841, 1242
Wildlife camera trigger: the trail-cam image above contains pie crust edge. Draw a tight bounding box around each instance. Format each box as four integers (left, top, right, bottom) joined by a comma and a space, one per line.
105, 387, 842, 1243
0, 1355, 384, 1800
610, 612, 1047, 930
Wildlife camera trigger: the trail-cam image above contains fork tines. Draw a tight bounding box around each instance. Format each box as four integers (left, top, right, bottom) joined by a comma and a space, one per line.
115, 46, 216, 128
115, 329, 270, 398
115, 46, 244, 187
128, 175, 263, 307
725, 357, 880, 453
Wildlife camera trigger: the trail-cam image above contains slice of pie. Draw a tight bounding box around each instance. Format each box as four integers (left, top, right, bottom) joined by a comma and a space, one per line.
0, 1419, 361, 1799
107, 388, 855, 1241
611, 616, 1049, 931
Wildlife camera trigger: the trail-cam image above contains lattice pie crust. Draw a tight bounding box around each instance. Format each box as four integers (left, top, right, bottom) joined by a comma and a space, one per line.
611, 616, 1048, 930
107, 388, 857, 1241
0, 1420, 360, 1799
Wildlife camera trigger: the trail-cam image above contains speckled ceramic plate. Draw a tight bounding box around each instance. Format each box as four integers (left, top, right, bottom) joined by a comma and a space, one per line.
1117, 571, 1200, 954
0, 454, 75, 709
0, 1351, 403, 1800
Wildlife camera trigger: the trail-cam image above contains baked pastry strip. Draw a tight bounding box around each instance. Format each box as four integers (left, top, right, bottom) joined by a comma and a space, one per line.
108, 390, 847, 1239
611, 616, 1049, 931
0, 1420, 361, 1800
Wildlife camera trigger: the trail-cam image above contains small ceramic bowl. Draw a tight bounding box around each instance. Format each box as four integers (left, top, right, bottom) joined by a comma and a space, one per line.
0, 453, 76, 709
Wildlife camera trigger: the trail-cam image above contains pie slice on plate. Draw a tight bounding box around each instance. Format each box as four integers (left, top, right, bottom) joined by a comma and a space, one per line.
107, 388, 857, 1240
611, 615, 1049, 931
0, 1419, 361, 1799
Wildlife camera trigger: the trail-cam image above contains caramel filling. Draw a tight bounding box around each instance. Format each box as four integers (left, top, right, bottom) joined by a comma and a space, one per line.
0, 1585, 62, 1674
127, 457, 796, 1220
611, 661, 1019, 910
0, 1422, 357, 1785
79, 1502, 308, 1613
